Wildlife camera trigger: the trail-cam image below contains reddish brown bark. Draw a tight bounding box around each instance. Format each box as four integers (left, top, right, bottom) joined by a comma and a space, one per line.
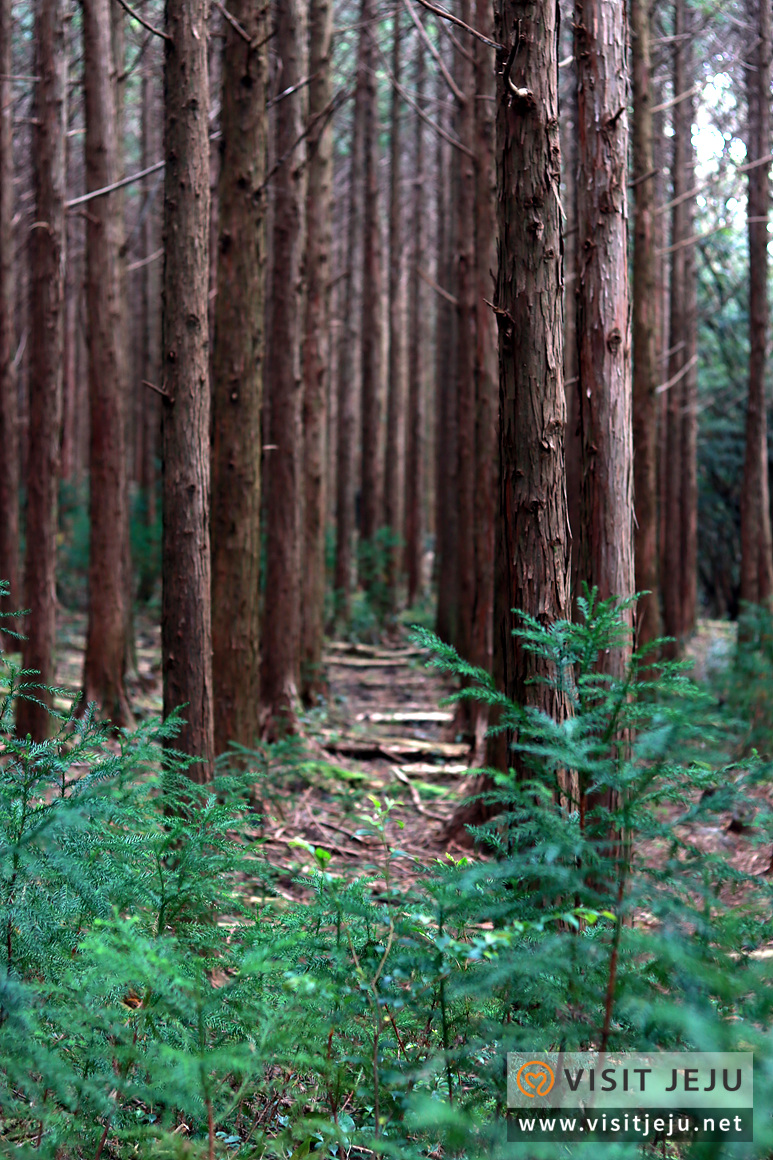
469, 0, 497, 757
15, 208, 29, 488
384, 10, 404, 605
495, 0, 569, 713
673, 4, 697, 636
110, 2, 136, 684
404, 38, 425, 609
631, 0, 662, 647
575, 0, 634, 653
358, 0, 383, 564
139, 68, 159, 539
211, 0, 267, 755
679, 202, 698, 639
301, 0, 333, 702
655, 105, 668, 616
61, 261, 77, 483
662, 3, 685, 652
261, 0, 304, 733
454, 2, 476, 664
81, 0, 133, 726
434, 78, 458, 647
17, 0, 66, 741
662, 0, 698, 653
561, 53, 581, 599
334, 17, 366, 626
208, 9, 221, 354
451, 0, 570, 836
161, 0, 213, 776
0, 0, 19, 635
739, 0, 773, 607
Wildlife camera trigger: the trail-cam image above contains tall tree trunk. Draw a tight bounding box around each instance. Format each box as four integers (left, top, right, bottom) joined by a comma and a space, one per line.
470, 0, 497, 757
136, 71, 150, 496
61, 95, 80, 491
575, 0, 634, 647
110, 1, 135, 680
679, 162, 698, 640
161, 0, 213, 776
211, 0, 267, 755
454, 2, 476, 664
561, 41, 581, 598
655, 94, 668, 605
208, 10, 222, 354
301, 0, 333, 702
334, 21, 366, 626
140, 68, 159, 539
358, 0, 383, 565
451, 0, 570, 837
17, 0, 66, 741
61, 259, 77, 481
261, 0, 305, 733
434, 79, 458, 646
662, 0, 697, 653
384, 9, 404, 606
739, 0, 773, 607
0, 0, 19, 635
631, 0, 662, 646
81, 0, 132, 725
662, 4, 685, 652
327, 189, 341, 531
495, 0, 569, 716
404, 37, 425, 609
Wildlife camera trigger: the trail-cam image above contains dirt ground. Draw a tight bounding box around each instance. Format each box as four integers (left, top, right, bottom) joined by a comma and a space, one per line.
44, 610, 773, 923
49, 610, 472, 894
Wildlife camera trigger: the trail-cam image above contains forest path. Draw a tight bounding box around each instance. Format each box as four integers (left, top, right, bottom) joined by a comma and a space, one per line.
49, 612, 770, 903
258, 637, 475, 891
50, 612, 474, 893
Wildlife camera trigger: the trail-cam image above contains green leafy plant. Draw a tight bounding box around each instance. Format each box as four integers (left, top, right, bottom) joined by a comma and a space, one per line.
3, 584, 773, 1158
356, 527, 402, 631
131, 487, 162, 607
714, 602, 773, 759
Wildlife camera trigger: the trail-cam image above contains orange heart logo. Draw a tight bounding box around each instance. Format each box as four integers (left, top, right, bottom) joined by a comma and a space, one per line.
516, 1060, 555, 1098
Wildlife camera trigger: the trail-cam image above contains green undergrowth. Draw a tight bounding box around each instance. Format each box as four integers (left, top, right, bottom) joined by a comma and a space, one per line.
710, 603, 773, 761
2, 582, 773, 1158
57, 480, 161, 613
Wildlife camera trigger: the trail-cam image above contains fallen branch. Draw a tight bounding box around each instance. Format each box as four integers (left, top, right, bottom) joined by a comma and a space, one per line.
397, 762, 469, 776
321, 735, 468, 760
326, 656, 409, 668
392, 768, 447, 821
355, 710, 454, 724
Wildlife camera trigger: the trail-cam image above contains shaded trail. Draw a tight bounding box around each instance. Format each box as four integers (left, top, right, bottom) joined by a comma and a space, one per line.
50, 615, 475, 892
43, 611, 773, 915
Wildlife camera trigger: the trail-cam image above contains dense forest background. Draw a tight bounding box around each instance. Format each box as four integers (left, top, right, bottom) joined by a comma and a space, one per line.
0, 0, 771, 768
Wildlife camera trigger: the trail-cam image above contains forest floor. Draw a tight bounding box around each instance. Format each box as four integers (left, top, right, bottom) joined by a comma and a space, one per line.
46, 610, 773, 918
50, 609, 473, 898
